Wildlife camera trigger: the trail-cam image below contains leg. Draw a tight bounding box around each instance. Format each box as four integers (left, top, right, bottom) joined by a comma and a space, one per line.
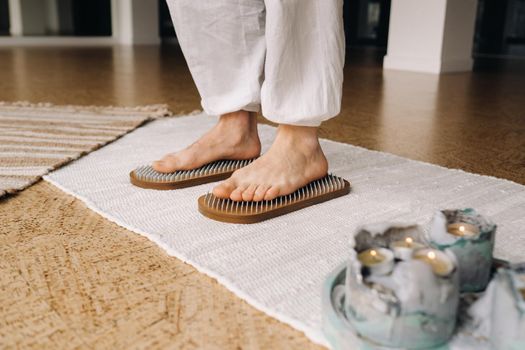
214, 0, 345, 201
261, 0, 345, 127
155, 0, 266, 172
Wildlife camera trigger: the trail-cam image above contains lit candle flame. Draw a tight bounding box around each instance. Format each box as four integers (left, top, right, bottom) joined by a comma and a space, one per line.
459, 225, 465, 232
370, 250, 377, 257
427, 251, 436, 260
405, 237, 413, 245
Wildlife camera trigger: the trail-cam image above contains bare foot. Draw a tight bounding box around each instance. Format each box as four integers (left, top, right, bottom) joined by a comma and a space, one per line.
213, 125, 328, 201
152, 111, 261, 172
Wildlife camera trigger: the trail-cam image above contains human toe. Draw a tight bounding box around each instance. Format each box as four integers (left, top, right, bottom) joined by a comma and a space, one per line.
253, 185, 270, 201
263, 186, 280, 201
241, 184, 258, 201
213, 179, 236, 199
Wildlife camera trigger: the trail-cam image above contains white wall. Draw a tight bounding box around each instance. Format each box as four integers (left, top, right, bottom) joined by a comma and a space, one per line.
19, 0, 48, 35
112, 0, 160, 45
7, 0, 73, 36
3, 0, 160, 45
8, 0, 23, 36
441, 0, 478, 68
384, 0, 478, 74
45, 0, 60, 35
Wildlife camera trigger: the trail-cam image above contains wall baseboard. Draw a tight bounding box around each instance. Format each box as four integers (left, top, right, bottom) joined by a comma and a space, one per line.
383, 54, 473, 74
0, 36, 117, 46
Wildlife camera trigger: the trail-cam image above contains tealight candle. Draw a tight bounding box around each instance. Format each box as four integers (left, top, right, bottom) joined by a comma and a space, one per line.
413, 249, 454, 277
519, 275, 525, 301
430, 209, 496, 292
389, 237, 426, 260
357, 248, 394, 275
447, 222, 479, 237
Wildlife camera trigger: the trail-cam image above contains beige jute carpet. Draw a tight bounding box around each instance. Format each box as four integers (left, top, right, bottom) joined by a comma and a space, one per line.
0, 102, 171, 198
0, 180, 322, 349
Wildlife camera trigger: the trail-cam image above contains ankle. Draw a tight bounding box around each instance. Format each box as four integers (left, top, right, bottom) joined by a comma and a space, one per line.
219, 110, 255, 125
276, 124, 320, 150
218, 110, 257, 134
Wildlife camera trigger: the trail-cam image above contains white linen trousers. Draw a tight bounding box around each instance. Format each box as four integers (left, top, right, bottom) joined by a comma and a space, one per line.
166, 0, 345, 126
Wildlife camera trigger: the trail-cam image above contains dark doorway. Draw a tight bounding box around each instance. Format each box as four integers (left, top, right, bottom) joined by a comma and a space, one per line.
0, 0, 9, 36
159, 0, 176, 40
344, 0, 391, 49
71, 0, 112, 36
474, 0, 525, 57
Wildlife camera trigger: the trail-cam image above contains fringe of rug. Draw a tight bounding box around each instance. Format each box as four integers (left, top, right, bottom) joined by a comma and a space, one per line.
0, 101, 173, 119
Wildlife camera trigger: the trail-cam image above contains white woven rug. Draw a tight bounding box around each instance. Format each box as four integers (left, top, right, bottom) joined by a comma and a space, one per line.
44, 113, 525, 346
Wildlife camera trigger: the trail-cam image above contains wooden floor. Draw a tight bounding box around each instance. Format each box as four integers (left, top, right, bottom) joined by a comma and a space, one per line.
0, 46, 524, 349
